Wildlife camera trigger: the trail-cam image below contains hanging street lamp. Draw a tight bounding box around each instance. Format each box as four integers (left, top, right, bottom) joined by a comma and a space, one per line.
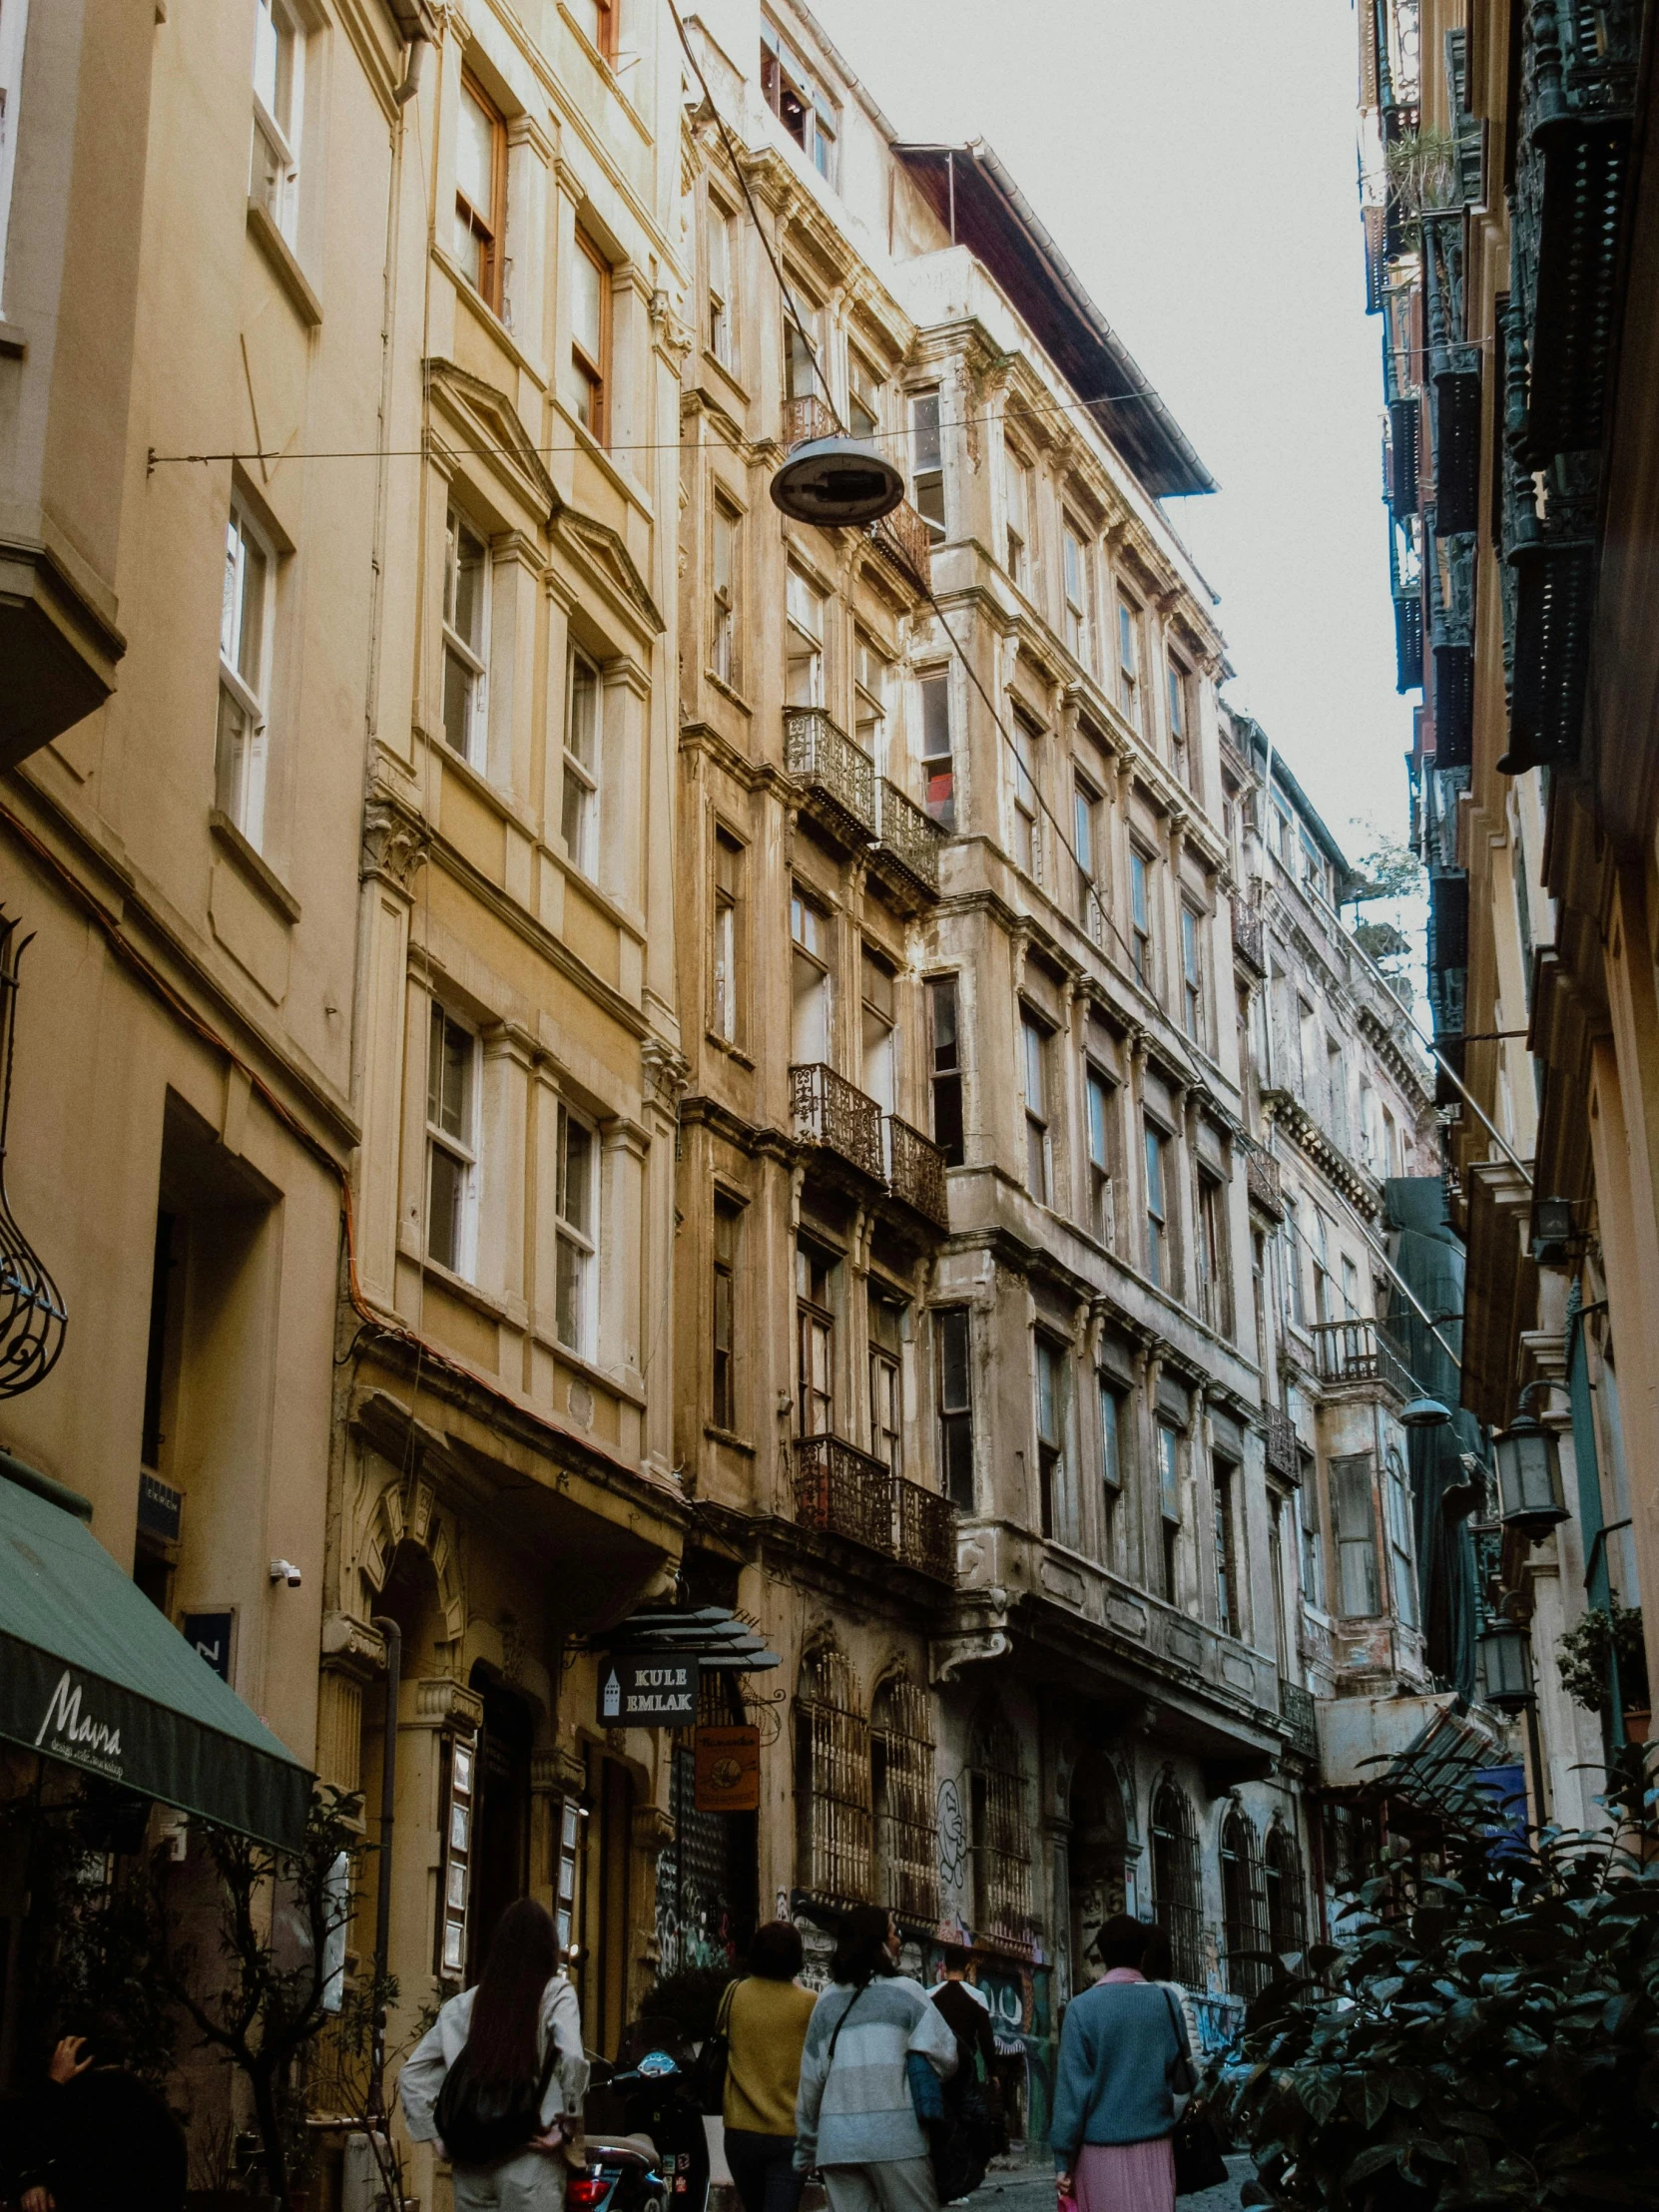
1400, 1394, 1453, 1428
1492, 1393, 1568, 1538
1476, 1618, 1536, 1713
770, 436, 906, 527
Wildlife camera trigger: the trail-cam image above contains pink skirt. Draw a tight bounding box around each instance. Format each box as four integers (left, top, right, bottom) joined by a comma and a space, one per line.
1073, 2137, 1176, 2212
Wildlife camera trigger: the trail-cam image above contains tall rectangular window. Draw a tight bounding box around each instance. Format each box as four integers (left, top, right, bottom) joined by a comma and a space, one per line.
712, 830, 743, 1043
217, 502, 275, 847
1063, 524, 1091, 667
1299, 1455, 1325, 1609
797, 1243, 835, 1436
562, 650, 600, 873
1385, 1452, 1419, 1629
1036, 1336, 1072, 1544
251, 0, 304, 244
442, 508, 489, 769
1197, 1172, 1225, 1332
1011, 712, 1041, 880
454, 74, 505, 313
760, 26, 837, 177
712, 1198, 739, 1429
1099, 1378, 1123, 1560
869, 1294, 904, 1474
853, 630, 889, 767
707, 201, 736, 367
1143, 1120, 1169, 1289
1004, 440, 1031, 584
786, 567, 826, 707
784, 306, 822, 401
936, 1308, 974, 1510
1117, 597, 1141, 728
1157, 1421, 1181, 1600
1074, 776, 1102, 942
848, 352, 882, 440
574, 0, 617, 60
911, 391, 945, 541
860, 943, 897, 1113
555, 1104, 597, 1354
426, 1005, 478, 1277
1087, 1070, 1116, 1247
920, 672, 954, 829
1332, 1452, 1380, 1616
1129, 847, 1153, 987
790, 884, 830, 1064
1215, 1460, 1240, 1636
1167, 659, 1193, 791
1021, 1013, 1050, 1204
928, 977, 964, 1167
0, 0, 32, 317
1181, 904, 1205, 1045
711, 498, 738, 686
571, 233, 611, 441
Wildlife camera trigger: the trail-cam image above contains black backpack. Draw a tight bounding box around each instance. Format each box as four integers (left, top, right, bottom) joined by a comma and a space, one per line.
434, 2017, 560, 2169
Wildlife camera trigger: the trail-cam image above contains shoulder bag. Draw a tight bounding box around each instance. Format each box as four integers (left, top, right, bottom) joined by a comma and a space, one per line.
1158, 1988, 1229, 2199
434, 2006, 562, 2169
690, 1979, 738, 2115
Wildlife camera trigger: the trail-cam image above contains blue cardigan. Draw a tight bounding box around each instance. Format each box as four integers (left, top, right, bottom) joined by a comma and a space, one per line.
1049, 1977, 1187, 2164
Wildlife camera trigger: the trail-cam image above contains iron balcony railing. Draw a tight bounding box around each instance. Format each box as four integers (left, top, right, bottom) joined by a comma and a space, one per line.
791, 1062, 885, 1182
1264, 1405, 1300, 1481
794, 1435, 956, 1583
1309, 1317, 1411, 1401
1279, 1676, 1319, 1763
895, 1474, 955, 1581
874, 778, 944, 898
868, 499, 932, 591
1230, 893, 1266, 975
784, 707, 877, 842
783, 392, 837, 450
885, 1115, 949, 1230
1246, 1150, 1284, 1220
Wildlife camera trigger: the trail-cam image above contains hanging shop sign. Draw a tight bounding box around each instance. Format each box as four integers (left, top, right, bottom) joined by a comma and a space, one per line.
597, 1654, 700, 1727
694, 1723, 761, 1813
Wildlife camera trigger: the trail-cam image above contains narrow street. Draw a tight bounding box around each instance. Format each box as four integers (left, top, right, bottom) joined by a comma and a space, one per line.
967, 2159, 1254, 2212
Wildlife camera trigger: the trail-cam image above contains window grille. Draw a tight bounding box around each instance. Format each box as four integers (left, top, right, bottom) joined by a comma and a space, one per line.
795, 1645, 870, 1909
1220, 1807, 1270, 1998
871, 1675, 938, 1925
1263, 1823, 1307, 1957
1149, 1781, 1203, 1986
968, 1705, 1031, 1949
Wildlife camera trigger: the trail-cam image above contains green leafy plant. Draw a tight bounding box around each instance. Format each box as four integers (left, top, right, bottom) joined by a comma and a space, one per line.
1212, 1755, 1659, 2209
1557, 1603, 1650, 1716
1384, 129, 1459, 221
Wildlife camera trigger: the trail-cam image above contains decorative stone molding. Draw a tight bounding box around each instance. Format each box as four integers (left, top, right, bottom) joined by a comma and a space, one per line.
533, 1748, 588, 1797
415, 1676, 484, 1735
361, 786, 430, 896
632, 1804, 675, 1857
641, 1038, 690, 1113
320, 1611, 387, 1682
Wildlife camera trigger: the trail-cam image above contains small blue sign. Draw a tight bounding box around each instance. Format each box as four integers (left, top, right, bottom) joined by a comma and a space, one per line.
184, 1610, 235, 1683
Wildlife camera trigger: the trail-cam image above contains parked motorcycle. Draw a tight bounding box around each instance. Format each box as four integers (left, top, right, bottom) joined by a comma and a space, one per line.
578, 2026, 710, 2212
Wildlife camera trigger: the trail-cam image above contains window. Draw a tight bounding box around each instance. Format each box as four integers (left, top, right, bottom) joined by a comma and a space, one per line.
1312, 1208, 1333, 1326
562, 650, 600, 872
868, 1294, 903, 1474
442, 508, 489, 769
1086, 1069, 1115, 1246
1341, 1254, 1362, 1319
1037, 1336, 1073, 1544
919, 671, 954, 829
928, 977, 963, 1167
1117, 597, 1141, 728
848, 352, 881, 440
1326, 1039, 1348, 1147
1332, 1451, 1381, 1616
1063, 523, 1092, 667
1299, 1458, 1325, 1609
1300, 830, 1327, 902
936, 1307, 974, 1509
573, 0, 616, 60
1129, 846, 1153, 987
571, 233, 611, 440
1167, 660, 1192, 788
1075, 776, 1103, 942
711, 498, 738, 686
1268, 1492, 1291, 1673
712, 830, 743, 1043
1385, 1449, 1418, 1629
911, 391, 945, 541
707, 201, 736, 367
761, 24, 837, 180
1021, 1012, 1050, 1204
1156, 1421, 1181, 1600
790, 884, 830, 1064
853, 630, 889, 768
784, 305, 823, 402
426, 1005, 478, 1277
1197, 1173, 1225, 1332
785, 567, 826, 707
0, 0, 30, 317
1215, 1459, 1241, 1636
1099, 1378, 1123, 1559
1220, 1811, 1268, 1998
1283, 1201, 1307, 1328
1011, 711, 1041, 880
1149, 1782, 1203, 1985
967, 1705, 1031, 1947
860, 943, 896, 1113
217, 501, 275, 846
795, 1645, 869, 1909
454, 74, 505, 313
1264, 1825, 1306, 1957
712, 1198, 739, 1429
555, 1103, 597, 1353
1144, 1119, 1170, 1289
1180, 905, 1205, 1045
251, 0, 304, 244
1003, 440, 1031, 584
796, 1242, 835, 1436
871, 1675, 938, 1924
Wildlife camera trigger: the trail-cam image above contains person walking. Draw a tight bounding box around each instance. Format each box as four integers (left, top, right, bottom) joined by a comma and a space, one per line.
720, 1921, 818, 2212
795, 1906, 958, 2212
1050, 1916, 1189, 2212
400, 1898, 588, 2212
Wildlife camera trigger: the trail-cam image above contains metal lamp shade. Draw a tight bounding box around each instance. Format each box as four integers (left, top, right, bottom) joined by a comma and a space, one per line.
1531, 1195, 1574, 1261
1400, 1394, 1453, 1428
769, 437, 906, 526
1477, 1620, 1535, 1713
1492, 1407, 1567, 1535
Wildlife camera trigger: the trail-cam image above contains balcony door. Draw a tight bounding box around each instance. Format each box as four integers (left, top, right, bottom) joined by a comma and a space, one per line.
798, 1243, 835, 1436
791, 886, 830, 1065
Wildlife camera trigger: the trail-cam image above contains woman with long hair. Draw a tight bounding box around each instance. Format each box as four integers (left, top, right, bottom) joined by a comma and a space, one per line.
1050, 1916, 1189, 2212
794, 1906, 958, 2212
720, 1921, 818, 2212
400, 1899, 588, 2212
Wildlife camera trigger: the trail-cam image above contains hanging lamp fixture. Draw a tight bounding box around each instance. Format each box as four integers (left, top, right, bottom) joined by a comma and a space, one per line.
770, 435, 906, 527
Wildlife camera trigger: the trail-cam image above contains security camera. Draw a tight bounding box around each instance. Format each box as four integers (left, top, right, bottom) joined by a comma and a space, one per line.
270, 1559, 302, 1588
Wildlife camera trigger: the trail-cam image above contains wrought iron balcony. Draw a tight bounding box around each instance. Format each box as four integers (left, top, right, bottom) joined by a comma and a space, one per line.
1230, 892, 1266, 976
867, 499, 932, 592
1498, 355, 1598, 779
782, 393, 838, 450
795, 1434, 894, 1553
885, 1115, 949, 1230
1246, 1150, 1284, 1221
1264, 1405, 1300, 1481
1279, 1676, 1319, 1763
870, 779, 944, 908
894, 1474, 955, 1582
1422, 213, 1481, 539
784, 706, 877, 846
1309, 1317, 1411, 1401
791, 1062, 885, 1183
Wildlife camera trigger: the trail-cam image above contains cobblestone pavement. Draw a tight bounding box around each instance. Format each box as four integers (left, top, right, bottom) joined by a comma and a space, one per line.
963, 2153, 1255, 2212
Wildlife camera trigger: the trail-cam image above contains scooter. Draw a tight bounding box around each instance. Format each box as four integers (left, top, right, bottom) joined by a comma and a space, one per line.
577, 2031, 711, 2212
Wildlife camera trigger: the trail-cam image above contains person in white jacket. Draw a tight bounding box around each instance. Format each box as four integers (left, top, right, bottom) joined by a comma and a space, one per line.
399, 1899, 589, 2212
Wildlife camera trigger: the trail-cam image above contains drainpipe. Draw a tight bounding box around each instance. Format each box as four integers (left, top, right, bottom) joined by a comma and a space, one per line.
368, 1613, 401, 2123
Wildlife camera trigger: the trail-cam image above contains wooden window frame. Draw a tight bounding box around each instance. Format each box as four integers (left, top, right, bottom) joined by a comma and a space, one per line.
572, 229, 612, 444
455, 70, 507, 314
217, 498, 276, 848
712, 1195, 740, 1431
554, 1100, 599, 1356
426, 1002, 480, 1280
711, 496, 739, 687
441, 505, 491, 770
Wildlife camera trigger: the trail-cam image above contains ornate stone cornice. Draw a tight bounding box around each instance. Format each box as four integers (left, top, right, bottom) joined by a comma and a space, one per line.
361, 784, 430, 896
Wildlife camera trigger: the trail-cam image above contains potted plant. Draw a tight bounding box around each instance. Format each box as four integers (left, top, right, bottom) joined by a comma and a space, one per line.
1557, 1601, 1650, 1738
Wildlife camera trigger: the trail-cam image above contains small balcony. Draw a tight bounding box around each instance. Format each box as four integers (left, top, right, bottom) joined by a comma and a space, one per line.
1230, 892, 1266, 976
1264, 1405, 1300, 1481
1309, 1317, 1410, 1402
867, 499, 933, 592
794, 1436, 956, 1584
895, 1474, 955, 1582
782, 393, 838, 450
791, 1062, 884, 1183
870, 778, 945, 909
885, 1115, 949, 1231
784, 706, 877, 848
1246, 1150, 1284, 1220
1279, 1676, 1319, 1764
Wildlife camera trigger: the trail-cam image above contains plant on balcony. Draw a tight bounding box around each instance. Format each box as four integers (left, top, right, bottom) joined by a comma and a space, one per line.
1210, 1754, 1659, 2210
1383, 128, 1458, 231
1556, 1601, 1649, 1718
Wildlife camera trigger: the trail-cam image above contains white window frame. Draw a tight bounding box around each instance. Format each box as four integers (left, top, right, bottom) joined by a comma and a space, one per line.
217, 498, 276, 849
1063, 522, 1091, 669
1117, 596, 1141, 729
1074, 773, 1102, 942
790, 883, 831, 1065
785, 566, 826, 707
708, 197, 737, 369
0, 0, 31, 319
250, 0, 304, 245
1003, 439, 1031, 585
426, 1003, 480, 1281
713, 829, 742, 1044
554, 1099, 599, 1356
853, 628, 889, 772
562, 648, 601, 874
711, 499, 738, 687
442, 508, 490, 770
1129, 845, 1153, 987
1020, 1010, 1050, 1204
1011, 713, 1041, 882
1386, 1451, 1418, 1629
1144, 1117, 1170, 1288
1181, 903, 1205, 1045
911, 390, 945, 542
1086, 1066, 1115, 1245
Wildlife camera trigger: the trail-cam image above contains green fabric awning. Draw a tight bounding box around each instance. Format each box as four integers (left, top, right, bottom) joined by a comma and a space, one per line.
0, 1458, 310, 1849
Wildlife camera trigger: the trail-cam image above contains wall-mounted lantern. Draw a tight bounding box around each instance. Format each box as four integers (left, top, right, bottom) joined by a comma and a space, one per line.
1476, 1619, 1535, 1713
1492, 1394, 1567, 1539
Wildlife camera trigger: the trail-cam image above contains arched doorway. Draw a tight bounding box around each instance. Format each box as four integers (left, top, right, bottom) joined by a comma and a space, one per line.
1068, 1751, 1128, 1984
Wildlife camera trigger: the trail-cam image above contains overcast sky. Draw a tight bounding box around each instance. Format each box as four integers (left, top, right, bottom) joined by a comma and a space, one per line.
815, 0, 1411, 865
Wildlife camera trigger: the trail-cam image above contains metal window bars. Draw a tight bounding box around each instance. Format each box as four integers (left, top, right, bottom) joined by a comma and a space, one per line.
797, 1645, 871, 1911
872, 1673, 940, 1925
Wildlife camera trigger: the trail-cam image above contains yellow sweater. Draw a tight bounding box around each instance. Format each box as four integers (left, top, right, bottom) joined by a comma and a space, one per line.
722, 1975, 818, 2136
